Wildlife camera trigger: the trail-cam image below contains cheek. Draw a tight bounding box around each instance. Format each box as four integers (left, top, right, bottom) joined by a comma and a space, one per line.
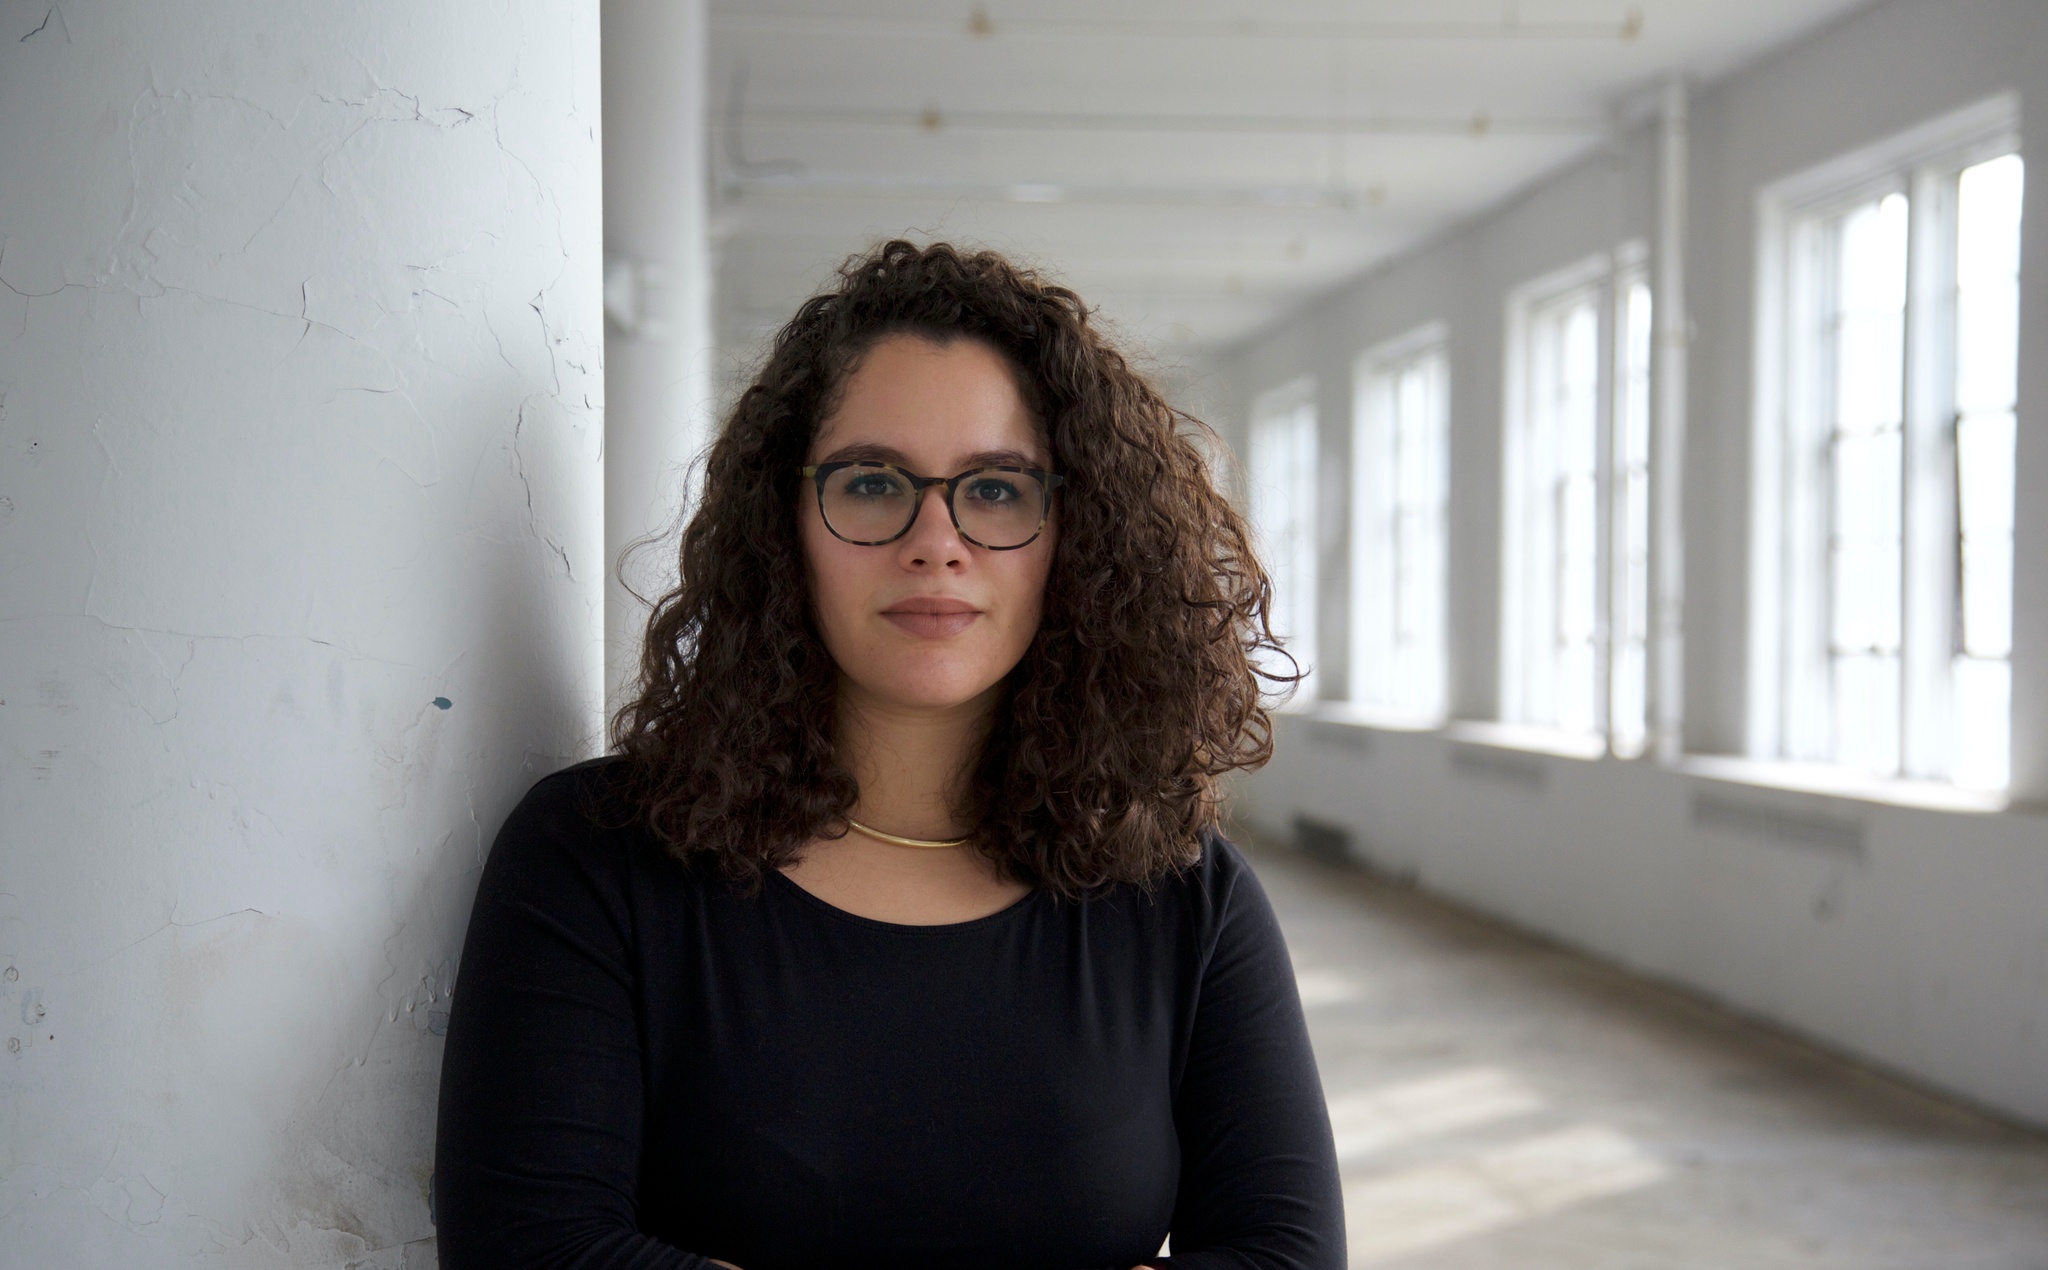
1005, 536, 1056, 637
800, 504, 862, 644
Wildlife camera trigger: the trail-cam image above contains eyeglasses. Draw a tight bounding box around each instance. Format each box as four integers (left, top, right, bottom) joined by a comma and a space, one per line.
799, 461, 1064, 550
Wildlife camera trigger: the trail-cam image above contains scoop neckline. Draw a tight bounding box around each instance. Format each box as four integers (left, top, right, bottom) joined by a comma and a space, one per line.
766, 866, 1044, 933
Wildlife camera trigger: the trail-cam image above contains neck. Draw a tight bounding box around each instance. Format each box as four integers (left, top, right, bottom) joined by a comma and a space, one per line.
835, 679, 996, 841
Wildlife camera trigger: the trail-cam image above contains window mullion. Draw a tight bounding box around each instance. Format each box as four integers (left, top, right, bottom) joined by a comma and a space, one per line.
1593, 272, 1617, 743
1783, 217, 1833, 763
1901, 168, 1960, 780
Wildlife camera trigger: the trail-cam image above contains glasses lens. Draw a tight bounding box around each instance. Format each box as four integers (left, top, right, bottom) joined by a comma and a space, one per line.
820, 464, 917, 542
952, 468, 1047, 548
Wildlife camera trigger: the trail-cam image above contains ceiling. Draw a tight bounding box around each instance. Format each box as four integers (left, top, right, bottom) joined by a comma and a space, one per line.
708, 0, 1874, 374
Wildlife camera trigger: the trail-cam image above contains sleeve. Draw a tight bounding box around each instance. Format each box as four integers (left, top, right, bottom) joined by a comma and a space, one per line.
1159, 844, 1346, 1270
433, 772, 712, 1270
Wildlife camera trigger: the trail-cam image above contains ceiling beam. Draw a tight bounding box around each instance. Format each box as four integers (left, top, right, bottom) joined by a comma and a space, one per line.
720, 106, 1604, 138
720, 174, 1416, 209
710, 10, 1646, 43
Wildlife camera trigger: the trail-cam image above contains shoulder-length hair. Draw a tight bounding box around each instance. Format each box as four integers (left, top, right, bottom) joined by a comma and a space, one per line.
610, 239, 1292, 896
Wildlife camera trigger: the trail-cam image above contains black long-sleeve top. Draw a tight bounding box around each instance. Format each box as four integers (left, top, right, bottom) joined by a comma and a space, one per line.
434, 759, 1344, 1270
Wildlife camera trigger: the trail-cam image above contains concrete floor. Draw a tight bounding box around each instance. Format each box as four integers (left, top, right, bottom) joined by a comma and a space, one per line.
1242, 838, 2048, 1269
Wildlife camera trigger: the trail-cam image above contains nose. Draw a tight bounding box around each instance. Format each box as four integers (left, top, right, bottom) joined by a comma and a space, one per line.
897, 482, 968, 569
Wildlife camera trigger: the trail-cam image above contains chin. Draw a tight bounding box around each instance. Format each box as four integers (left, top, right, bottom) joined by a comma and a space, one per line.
881, 674, 1003, 712
862, 652, 1007, 712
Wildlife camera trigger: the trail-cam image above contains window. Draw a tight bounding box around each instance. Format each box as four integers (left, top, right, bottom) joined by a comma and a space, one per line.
1814, 191, 1911, 776
1755, 97, 2021, 789
1501, 249, 1653, 746
1951, 153, 2023, 789
1351, 327, 1449, 721
1250, 381, 1320, 704
1503, 259, 1608, 737
1610, 257, 1654, 757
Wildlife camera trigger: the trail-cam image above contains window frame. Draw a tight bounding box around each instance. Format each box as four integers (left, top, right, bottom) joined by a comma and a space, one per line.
1501, 252, 1616, 739
1610, 244, 1655, 758
1748, 93, 2021, 788
1349, 323, 1450, 724
1249, 377, 1322, 709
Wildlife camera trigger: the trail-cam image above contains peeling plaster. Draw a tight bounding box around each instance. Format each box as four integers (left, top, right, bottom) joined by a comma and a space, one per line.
0, 0, 605, 1263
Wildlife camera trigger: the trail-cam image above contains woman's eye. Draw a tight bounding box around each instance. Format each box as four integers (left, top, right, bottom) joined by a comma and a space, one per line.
966, 477, 1021, 504
845, 474, 903, 498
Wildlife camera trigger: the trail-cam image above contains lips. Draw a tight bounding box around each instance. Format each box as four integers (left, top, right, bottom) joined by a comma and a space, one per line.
880, 596, 982, 638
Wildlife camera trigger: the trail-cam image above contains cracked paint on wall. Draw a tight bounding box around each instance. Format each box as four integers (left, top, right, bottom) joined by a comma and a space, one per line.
0, 1, 606, 1265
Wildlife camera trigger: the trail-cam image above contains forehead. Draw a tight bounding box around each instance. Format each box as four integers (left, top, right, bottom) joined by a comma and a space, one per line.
810, 335, 1044, 466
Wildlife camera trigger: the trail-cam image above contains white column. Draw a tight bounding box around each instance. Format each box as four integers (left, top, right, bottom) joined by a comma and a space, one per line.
0, 2, 604, 1265
1651, 76, 1690, 764
602, 0, 714, 718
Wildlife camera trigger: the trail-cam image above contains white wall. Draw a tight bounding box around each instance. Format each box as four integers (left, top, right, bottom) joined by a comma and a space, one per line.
1206, 0, 2048, 1128
0, 2, 604, 1265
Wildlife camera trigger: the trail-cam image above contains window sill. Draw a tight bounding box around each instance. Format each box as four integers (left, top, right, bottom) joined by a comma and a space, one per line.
1307, 701, 1445, 732
1281, 709, 2023, 814
1441, 719, 1607, 761
1676, 754, 2008, 814
1292, 709, 1609, 760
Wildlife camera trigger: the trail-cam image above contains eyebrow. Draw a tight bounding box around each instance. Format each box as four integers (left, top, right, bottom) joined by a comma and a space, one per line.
818, 442, 1048, 471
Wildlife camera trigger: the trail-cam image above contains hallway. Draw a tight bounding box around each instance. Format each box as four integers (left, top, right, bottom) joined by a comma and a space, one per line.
1246, 836, 2048, 1269
8, 1, 2048, 1263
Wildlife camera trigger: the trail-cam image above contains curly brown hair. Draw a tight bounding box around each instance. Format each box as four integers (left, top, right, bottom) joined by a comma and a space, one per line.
610, 240, 1293, 896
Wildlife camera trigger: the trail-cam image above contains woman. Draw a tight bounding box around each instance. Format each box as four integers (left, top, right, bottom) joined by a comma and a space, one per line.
434, 241, 1343, 1269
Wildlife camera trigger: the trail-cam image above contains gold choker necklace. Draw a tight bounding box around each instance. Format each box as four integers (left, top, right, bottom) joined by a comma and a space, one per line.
843, 815, 971, 850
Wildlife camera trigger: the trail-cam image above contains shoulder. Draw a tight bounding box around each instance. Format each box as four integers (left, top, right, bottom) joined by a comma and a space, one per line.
1132, 827, 1273, 947
481, 756, 672, 906
1166, 826, 1262, 910
502, 755, 633, 835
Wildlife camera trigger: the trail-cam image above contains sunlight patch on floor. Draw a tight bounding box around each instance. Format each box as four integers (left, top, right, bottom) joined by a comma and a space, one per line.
1295, 967, 1365, 1008
1344, 1124, 1668, 1266
1328, 1067, 1548, 1164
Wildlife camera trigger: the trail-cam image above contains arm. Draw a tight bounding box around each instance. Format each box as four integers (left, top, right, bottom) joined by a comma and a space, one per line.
433, 775, 713, 1270
1159, 850, 1345, 1270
